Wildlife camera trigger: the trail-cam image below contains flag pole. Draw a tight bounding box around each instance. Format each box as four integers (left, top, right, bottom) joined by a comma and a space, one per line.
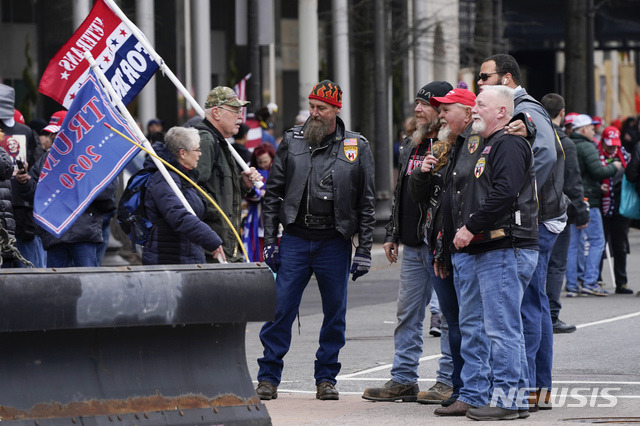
84, 51, 195, 217
102, 0, 262, 189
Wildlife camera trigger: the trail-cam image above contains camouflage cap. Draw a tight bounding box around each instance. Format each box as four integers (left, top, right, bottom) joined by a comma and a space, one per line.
204, 86, 251, 109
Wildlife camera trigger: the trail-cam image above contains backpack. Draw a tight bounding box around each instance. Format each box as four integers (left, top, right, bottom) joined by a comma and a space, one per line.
117, 167, 155, 250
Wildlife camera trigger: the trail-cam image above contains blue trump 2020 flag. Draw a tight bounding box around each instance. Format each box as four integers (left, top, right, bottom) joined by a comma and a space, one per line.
34, 70, 142, 237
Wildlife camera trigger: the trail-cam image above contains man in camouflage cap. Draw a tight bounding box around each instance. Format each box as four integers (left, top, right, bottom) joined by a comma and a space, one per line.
194, 86, 261, 262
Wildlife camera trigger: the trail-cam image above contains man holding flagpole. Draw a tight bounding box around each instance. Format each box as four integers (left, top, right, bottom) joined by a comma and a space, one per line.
194, 87, 262, 263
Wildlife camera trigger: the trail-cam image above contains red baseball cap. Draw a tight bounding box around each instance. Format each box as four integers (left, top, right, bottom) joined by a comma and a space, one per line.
43, 110, 67, 134
602, 126, 621, 147
14, 109, 25, 124
592, 115, 603, 126
564, 112, 579, 125
429, 88, 476, 108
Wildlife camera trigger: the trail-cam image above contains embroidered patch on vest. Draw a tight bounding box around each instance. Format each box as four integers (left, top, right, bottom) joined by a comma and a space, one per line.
468, 135, 480, 154
481, 146, 492, 155
344, 145, 358, 162
474, 157, 486, 178
344, 138, 358, 146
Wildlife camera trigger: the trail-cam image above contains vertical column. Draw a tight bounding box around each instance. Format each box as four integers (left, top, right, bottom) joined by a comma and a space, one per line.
298, 0, 319, 111
332, 0, 351, 129
73, 0, 91, 30
136, 0, 157, 129
192, 0, 212, 107
413, 0, 431, 91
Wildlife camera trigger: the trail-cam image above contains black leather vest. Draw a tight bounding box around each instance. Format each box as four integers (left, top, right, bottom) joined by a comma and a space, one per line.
455, 130, 538, 245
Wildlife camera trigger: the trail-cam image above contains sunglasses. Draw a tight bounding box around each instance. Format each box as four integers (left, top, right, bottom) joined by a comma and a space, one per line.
478, 72, 500, 81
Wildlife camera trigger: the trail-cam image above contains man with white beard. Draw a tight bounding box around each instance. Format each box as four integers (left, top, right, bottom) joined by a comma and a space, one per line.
450, 85, 539, 421
362, 81, 456, 404
407, 88, 477, 414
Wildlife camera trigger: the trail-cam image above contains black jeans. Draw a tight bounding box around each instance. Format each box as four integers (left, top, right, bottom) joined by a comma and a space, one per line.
599, 212, 630, 288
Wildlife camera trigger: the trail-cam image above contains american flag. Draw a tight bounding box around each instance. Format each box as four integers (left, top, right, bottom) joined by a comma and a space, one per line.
233, 73, 251, 122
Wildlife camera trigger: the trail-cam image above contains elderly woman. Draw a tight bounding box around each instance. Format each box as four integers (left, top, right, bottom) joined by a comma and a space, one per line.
143, 126, 224, 265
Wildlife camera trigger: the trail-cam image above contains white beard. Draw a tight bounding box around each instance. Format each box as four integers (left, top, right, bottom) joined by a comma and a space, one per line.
438, 123, 451, 141
472, 118, 486, 134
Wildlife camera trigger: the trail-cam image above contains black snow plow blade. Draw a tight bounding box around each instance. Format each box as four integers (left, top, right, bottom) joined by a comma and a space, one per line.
0, 263, 275, 425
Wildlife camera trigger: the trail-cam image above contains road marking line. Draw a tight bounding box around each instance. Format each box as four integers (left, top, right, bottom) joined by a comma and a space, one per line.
576, 311, 640, 329
336, 354, 441, 379
336, 378, 640, 385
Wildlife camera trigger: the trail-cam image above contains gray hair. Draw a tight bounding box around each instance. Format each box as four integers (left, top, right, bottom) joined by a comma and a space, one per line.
481, 85, 515, 117
165, 126, 200, 157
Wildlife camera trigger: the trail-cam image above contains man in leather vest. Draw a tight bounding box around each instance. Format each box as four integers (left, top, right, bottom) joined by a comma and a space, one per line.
361, 81, 456, 405
451, 86, 539, 420
256, 80, 375, 401
479, 54, 568, 411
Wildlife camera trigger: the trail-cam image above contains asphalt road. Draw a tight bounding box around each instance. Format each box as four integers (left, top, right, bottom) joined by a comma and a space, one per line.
245, 229, 640, 425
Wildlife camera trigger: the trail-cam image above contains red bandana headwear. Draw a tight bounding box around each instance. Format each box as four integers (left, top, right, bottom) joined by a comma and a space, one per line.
308, 80, 342, 108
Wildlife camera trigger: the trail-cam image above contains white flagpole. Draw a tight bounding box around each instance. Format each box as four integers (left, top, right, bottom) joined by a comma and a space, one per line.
84, 51, 195, 217
102, 0, 262, 189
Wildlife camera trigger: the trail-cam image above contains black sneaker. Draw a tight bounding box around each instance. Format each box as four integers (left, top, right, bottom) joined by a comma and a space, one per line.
552, 318, 577, 334
429, 313, 441, 337
615, 285, 633, 294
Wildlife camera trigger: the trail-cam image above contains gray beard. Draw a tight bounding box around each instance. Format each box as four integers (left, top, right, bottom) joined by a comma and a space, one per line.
438, 124, 451, 141
472, 119, 486, 134
410, 119, 439, 147
306, 118, 330, 146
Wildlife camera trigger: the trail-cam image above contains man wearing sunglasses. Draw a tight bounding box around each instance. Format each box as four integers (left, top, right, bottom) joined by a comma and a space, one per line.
195, 86, 263, 263
479, 54, 568, 412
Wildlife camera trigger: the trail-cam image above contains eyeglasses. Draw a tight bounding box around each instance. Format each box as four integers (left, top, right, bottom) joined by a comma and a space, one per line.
217, 106, 243, 116
182, 148, 201, 152
478, 72, 500, 81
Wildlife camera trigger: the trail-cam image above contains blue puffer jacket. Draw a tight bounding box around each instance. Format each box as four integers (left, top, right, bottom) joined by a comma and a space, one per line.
142, 144, 222, 265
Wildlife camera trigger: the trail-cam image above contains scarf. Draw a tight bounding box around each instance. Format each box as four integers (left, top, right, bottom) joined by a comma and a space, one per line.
598, 142, 628, 216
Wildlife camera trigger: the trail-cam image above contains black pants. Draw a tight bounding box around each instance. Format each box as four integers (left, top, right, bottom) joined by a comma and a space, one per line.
599, 212, 630, 288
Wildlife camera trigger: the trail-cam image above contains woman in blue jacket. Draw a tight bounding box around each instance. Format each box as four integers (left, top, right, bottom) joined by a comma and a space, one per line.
142, 127, 224, 265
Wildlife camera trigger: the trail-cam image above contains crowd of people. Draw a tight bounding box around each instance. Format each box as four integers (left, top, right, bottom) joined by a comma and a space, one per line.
2, 51, 640, 420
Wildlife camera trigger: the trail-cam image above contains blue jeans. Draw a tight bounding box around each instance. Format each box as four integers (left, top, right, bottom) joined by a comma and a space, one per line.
522, 224, 558, 391
546, 225, 571, 320
453, 248, 538, 410
257, 233, 351, 386
391, 244, 436, 385
16, 235, 46, 268
428, 253, 463, 396
430, 288, 440, 315
46, 242, 99, 267
567, 208, 605, 287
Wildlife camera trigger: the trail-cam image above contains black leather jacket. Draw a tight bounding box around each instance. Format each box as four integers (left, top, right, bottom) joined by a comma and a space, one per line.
263, 116, 376, 256
384, 137, 431, 245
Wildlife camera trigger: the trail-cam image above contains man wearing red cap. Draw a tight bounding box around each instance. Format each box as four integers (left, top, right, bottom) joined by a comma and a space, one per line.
257, 80, 375, 401
405, 87, 477, 413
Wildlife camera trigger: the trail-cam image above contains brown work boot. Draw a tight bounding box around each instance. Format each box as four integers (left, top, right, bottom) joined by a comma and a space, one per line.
316, 382, 339, 400
362, 379, 419, 402
528, 392, 538, 412
417, 381, 453, 404
434, 400, 474, 416
256, 381, 278, 400
537, 388, 553, 410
